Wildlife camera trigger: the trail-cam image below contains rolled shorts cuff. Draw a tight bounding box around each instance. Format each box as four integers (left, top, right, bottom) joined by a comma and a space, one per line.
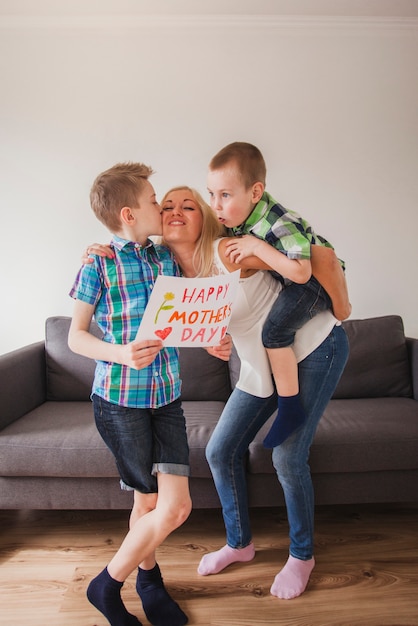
120, 478, 135, 491
152, 462, 190, 477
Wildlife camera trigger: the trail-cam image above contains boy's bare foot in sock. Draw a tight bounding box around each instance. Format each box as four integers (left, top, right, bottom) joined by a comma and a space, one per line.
270, 555, 315, 599
87, 567, 142, 626
136, 563, 188, 626
197, 543, 255, 575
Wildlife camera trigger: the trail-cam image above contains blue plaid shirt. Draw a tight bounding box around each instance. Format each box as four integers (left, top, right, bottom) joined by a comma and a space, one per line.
69, 235, 181, 408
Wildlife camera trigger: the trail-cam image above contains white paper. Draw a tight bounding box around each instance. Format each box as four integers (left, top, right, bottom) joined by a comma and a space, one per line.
135, 270, 240, 347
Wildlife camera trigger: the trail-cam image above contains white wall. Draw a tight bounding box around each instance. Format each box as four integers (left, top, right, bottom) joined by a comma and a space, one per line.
1, 3, 417, 354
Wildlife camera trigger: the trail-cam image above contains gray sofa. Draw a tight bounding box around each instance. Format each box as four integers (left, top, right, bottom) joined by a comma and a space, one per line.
1, 315, 417, 510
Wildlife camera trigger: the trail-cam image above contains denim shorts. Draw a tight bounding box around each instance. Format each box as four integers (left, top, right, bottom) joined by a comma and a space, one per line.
92, 394, 190, 494
262, 275, 332, 348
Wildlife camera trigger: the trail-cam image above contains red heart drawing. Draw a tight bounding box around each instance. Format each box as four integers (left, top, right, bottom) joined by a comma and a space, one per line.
155, 327, 173, 340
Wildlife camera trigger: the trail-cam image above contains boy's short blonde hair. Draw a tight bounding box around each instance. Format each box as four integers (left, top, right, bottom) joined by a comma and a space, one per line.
90, 162, 154, 232
209, 141, 266, 189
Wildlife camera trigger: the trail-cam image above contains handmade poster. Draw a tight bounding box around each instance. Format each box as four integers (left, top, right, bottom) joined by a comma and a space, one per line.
136, 270, 240, 347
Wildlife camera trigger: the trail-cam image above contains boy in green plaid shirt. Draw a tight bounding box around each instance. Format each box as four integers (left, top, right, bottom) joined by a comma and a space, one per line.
207, 142, 350, 448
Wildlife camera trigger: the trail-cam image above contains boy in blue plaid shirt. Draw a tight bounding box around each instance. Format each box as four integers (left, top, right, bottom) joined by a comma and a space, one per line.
207, 142, 350, 448
68, 162, 190, 626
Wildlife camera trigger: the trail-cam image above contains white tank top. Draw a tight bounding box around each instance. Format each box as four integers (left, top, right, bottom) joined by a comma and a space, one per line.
212, 239, 337, 397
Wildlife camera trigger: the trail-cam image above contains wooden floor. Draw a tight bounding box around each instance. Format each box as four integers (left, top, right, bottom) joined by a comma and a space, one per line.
0, 503, 417, 626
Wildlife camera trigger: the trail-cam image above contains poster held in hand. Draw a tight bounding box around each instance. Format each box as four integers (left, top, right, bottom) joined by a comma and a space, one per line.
136, 270, 240, 347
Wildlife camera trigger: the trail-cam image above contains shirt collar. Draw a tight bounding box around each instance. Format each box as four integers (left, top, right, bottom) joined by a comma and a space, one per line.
232, 191, 271, 234
111, 234, 156, 252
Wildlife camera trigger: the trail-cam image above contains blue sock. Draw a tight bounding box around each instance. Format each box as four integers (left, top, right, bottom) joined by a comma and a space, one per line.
263, 393, 307, 448
136, 563, 188, 626
87, 567, 142, 626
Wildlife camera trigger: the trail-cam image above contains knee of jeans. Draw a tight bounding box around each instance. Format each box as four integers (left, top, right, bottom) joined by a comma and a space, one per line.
205, 439, 216, 467
273, 447, 303, 478
206, 437, 229, 469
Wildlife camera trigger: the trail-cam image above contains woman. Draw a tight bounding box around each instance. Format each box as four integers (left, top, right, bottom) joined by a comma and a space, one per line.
86, 185, 349, 600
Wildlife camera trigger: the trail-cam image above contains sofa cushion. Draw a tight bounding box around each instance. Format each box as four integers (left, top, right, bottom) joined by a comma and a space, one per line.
179, 348, 231, 402
183, 400, 227, 477
46, 316, 100, 401
0, 399, 225, 480
311, 398, 418, 472
332, 315, 412, 399
248, 397, 418, 475
0, 402, 118, 477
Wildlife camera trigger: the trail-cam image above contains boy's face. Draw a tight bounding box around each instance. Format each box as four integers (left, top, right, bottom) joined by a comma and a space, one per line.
207, 165, 261, 228
135, 180, 163, 238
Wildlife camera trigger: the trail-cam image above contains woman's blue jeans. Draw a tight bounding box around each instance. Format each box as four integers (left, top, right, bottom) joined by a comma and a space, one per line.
205, 324, 349, 560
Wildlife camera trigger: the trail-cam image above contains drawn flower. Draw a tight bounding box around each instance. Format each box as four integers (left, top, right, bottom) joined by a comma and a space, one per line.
154, 292, 175, 324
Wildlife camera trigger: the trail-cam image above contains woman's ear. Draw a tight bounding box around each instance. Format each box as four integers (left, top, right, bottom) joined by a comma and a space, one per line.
251, 182, 264, 203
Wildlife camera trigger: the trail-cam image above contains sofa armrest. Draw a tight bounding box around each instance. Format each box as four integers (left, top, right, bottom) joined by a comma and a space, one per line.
0, 341, 47, 430
406, 337, 418, 401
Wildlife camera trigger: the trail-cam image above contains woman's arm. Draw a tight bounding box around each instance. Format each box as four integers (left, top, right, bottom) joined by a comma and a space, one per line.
81, 243, 114, 264
310, 245, 352, 321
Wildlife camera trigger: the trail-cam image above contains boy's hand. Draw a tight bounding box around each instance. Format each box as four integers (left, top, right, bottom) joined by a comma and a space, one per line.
225, 235, 261, 263
119, 339, 163, 369
81, 243, 114, 264
206, 333, 232, 361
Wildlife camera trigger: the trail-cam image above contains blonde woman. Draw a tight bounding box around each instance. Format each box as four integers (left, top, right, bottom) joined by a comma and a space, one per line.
86, 185, 349, 601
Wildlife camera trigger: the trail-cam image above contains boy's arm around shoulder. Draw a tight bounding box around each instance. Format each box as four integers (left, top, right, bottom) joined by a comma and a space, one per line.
68, 299, 163, 369
311, 245, 352, 321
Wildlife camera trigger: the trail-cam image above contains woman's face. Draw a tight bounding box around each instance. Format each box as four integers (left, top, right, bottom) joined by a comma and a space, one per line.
161, 189, 204, 246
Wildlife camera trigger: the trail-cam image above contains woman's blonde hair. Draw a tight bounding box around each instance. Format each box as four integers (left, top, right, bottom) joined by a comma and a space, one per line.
161, 186, 226, 277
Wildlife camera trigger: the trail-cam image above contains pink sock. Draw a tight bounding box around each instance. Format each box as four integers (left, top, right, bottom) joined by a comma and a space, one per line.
270, 555, 315, 599
197, 543, 255, 576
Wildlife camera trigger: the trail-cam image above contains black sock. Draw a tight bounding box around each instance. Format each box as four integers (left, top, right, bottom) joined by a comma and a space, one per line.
263, 393, 307, 448
136, 563, 188, 626
87, 567, 142, 626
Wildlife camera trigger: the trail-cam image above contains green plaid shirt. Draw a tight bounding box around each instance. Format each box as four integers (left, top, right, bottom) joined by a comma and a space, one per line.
231, 191, 344, 269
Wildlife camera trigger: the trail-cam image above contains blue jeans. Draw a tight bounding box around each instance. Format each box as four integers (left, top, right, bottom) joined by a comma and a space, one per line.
262, 276, 331, 348
205, 324, 349, 559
